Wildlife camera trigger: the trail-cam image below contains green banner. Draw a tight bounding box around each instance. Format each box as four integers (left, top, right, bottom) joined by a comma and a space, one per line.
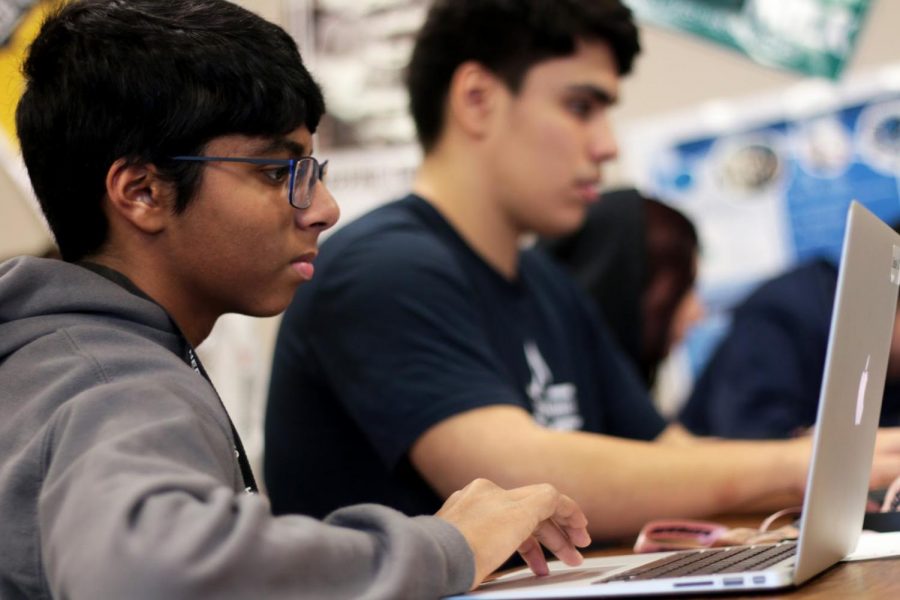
624, 0, 872, 79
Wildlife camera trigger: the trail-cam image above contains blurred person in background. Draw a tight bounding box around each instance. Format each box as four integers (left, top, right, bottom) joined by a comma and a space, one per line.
681, 251, 900, 439
539, 188, 704, 389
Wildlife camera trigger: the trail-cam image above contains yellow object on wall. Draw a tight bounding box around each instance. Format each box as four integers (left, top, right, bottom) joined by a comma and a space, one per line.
0, 1, 62, 146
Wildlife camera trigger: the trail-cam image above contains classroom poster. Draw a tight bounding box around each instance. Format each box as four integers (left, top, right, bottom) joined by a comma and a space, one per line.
622, 63, 900, 379
284, 0, 428, 224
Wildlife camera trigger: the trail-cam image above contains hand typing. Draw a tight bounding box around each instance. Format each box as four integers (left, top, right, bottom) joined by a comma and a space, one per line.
435, 478, 591, 589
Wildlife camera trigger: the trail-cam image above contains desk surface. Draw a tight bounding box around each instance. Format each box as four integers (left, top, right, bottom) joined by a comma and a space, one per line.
581, 515, 899, 599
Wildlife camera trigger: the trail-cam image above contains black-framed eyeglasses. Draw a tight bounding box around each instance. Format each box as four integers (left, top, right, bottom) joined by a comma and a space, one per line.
171, 155, 328, 209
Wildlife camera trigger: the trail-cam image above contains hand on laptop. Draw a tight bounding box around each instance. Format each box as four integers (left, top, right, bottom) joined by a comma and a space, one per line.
871, 427, 900, 489
435, 478, 591, 589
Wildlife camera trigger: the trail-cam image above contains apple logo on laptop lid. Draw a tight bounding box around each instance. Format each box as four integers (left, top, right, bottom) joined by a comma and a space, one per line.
855, 355, 870, 426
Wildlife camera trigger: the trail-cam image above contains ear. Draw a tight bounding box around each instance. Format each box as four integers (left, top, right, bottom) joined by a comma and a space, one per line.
446, 61, 505, 141
104, 158, 172, 235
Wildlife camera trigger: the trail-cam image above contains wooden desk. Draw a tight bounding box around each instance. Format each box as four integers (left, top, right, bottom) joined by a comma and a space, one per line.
579, 515, 900, 599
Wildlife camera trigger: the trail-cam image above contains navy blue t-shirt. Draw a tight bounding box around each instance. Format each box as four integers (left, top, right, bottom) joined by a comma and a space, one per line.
680, 258, 900, 438
265, 195, 666, 518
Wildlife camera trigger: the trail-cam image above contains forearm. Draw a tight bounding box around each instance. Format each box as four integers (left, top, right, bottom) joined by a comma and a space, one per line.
539, 430, 807, 538
412, 408, 809, 540
41, 391, 475, 600
44, 484, 473, 599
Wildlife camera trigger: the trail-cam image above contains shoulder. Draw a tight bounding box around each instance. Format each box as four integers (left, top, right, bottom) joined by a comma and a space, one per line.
7, 313, 232, 464
38, 317, 213, 414
729, 259, 836, 341
330, 197, 456, 260
314, 196, 472, 294
740, 259, 836, 313
0, 257, 192, 392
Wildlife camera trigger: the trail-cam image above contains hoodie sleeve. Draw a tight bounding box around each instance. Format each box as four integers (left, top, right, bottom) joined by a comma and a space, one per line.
38, 374, 474, 600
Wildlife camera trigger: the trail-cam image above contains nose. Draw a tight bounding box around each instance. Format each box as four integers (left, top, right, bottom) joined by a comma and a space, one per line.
588, 114, 618, 164
685, 292, 706, 329
295, 181, 340, 231
670, 290, 706, 347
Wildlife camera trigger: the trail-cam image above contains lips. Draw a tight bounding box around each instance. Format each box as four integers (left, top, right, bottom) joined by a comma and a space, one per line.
575, 180, 600, 202
290, 252, 317, 281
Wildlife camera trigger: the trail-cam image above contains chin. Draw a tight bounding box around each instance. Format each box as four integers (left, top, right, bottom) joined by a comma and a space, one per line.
255, 304, 291, 318
238, 291, 296, 318
535, 213, 588, 238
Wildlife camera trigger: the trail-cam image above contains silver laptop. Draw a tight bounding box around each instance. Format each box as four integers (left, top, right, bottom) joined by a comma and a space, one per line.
453, 201, 900, 599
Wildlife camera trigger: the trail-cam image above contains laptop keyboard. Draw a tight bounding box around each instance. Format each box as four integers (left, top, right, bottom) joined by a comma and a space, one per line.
602, 541, 797, 582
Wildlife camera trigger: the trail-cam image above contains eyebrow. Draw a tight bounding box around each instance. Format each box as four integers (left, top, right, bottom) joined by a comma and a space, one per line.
566, 84, 618, 106
250, 138, 310, 158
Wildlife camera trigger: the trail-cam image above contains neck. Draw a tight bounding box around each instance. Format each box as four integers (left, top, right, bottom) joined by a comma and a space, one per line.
86, 251, 218, 347
413, 145, 522, 279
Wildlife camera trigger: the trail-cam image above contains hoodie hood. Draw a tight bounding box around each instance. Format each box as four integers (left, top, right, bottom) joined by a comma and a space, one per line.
0, 256, 179, 362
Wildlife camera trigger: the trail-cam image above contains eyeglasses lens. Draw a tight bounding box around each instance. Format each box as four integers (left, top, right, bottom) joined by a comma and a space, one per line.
294, 158, 325, 209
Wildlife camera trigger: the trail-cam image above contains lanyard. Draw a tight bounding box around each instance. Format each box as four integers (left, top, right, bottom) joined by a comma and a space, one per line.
182, 343, 258, 494
78, 262, 259, 494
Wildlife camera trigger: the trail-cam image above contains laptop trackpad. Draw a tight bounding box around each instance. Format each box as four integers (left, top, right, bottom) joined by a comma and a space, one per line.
476, 566, 620, 592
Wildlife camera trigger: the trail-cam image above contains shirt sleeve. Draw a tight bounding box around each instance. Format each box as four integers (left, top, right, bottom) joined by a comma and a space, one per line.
40, 373, 474, 600
680, 291, 828, 439
305, 228, 526, 469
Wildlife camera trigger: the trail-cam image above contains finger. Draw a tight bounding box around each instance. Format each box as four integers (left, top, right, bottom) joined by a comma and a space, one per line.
506, 485, 592, 549
517, 535, 550, 576
507, 485, 589, 530
548, 494, 591, 547
532, 519, 584, 567
870, 457, 900, 488
875, 428, 900, 451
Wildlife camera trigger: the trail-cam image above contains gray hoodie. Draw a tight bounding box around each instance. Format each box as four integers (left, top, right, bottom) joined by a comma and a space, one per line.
0, 256, 473, 599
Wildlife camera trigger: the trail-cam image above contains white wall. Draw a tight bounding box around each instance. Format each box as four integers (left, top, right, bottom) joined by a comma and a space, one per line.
0, 161, 46, 259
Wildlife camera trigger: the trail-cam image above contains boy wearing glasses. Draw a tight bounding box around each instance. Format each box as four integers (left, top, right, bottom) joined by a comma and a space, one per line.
266, 0, 900, 539
0, 1, 592, 598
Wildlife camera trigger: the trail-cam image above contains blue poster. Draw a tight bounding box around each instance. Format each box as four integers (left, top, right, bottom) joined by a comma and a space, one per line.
623, 71, 900, 381
651, 94, 900, 267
